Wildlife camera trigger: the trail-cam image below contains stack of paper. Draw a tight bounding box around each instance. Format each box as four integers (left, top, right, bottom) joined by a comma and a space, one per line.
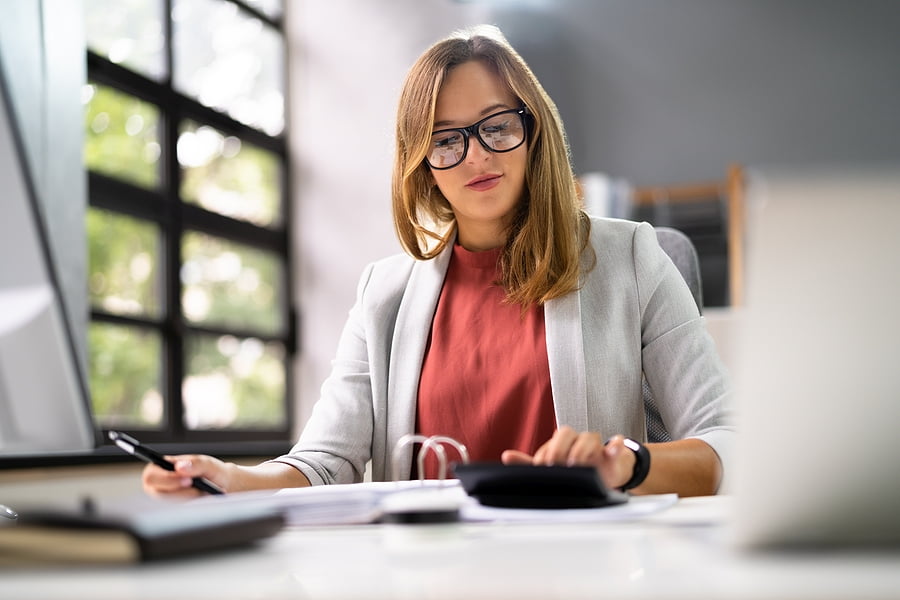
188, 479, 678, 527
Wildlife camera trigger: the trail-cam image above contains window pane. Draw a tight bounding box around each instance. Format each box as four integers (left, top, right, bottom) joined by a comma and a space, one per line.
178, 121, 282, 227
83, 83, 162, 189
87, 208, 162, 318
184, 334, 286, 430
84, 0, 167, 81
89, 323, 164, 428
172, 0, 285, 135
181, 232, 283, 335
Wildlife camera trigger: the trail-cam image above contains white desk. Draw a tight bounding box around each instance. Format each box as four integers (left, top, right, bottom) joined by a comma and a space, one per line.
1, 496, 899, 600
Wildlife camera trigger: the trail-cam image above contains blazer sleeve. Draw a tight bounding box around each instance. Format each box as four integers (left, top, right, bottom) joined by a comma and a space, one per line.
270, 262, 379, 486
634, 222, 735, 482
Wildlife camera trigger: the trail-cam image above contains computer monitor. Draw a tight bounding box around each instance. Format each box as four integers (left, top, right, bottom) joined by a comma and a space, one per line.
0, 58, 98, 457
731, 165, 900, 547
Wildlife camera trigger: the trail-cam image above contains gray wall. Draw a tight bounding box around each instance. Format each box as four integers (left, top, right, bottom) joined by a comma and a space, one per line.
287, 1, 491, 429
288, 0, 900, 431
0, 0, 87, 369
490, 0, 900, 185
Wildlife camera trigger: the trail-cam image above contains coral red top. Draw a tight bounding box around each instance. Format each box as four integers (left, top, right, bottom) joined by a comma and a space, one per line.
415, 244, 556, 479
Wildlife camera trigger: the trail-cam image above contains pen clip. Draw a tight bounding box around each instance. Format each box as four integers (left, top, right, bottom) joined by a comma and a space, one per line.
114, 439, 135, 454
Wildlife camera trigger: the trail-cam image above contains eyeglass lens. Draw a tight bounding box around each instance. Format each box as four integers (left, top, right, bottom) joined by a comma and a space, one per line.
427, 109, 526, 169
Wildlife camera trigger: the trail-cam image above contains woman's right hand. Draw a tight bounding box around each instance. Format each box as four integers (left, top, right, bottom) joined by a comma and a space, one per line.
141, 454, 231, 498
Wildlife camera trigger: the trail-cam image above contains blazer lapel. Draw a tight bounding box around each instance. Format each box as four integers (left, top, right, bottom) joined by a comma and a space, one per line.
545, 289, 589, 431
384, 238, 590, 473
386, 243, 453, 478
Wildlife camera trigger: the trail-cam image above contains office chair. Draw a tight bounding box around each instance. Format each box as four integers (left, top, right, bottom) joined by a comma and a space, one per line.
644, 226, 703, 443
654, 227, 703, 312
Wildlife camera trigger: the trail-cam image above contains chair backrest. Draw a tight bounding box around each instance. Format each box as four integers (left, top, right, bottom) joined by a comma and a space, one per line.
654, 226, 703, 313
645, 227, 704, 442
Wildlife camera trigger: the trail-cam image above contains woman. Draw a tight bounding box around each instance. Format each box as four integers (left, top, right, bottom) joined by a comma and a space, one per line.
143, 25, 732, 499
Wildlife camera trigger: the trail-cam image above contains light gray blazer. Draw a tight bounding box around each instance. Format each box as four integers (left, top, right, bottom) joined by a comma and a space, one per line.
275, 217, 734, 485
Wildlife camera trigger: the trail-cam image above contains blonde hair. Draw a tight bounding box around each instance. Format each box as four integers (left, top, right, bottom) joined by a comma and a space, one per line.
392, 24, 591, 306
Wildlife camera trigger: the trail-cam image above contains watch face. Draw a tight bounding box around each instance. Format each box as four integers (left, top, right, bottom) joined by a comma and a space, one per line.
623, 438, 641, 453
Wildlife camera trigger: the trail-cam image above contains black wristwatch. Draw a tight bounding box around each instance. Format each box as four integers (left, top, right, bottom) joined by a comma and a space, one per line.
620, 437, 651, 491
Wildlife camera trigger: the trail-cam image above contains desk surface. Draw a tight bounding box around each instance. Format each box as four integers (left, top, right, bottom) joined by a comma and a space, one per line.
1, 495, 898, 600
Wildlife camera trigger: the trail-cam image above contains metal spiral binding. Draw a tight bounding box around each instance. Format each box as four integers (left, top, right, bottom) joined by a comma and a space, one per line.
391, 434, 470, 483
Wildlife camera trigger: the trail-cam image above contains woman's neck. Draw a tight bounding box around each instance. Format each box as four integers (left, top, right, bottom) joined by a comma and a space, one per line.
456, 223, 507, 252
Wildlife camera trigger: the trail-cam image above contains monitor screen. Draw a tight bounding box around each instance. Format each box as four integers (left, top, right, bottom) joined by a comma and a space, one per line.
0, 60, 98, 457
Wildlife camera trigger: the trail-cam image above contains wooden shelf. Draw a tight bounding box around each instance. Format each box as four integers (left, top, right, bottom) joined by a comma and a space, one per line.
630, 164, 745, 306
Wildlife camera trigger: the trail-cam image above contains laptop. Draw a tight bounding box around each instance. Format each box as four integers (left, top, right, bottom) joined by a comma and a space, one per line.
730, 165, 900, 548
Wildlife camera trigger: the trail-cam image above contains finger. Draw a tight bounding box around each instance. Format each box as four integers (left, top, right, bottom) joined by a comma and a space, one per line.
170, 457, 201, 478
173, 454, 229, 494
565, 432, 605, 466
532, 441, 549, 465
165, 454, 204, 477
141, 463, 197, 498
141, 461, 187, 488
538, 426, 579, 465
500, 449, 533, 464
597, 436, 636, 490
168, 454, 223, 482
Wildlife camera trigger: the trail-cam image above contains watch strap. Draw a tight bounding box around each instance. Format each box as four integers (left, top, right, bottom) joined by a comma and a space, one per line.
621, 437, 651, 491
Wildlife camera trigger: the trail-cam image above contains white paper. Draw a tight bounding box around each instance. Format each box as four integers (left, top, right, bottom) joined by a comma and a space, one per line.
459, 493, 679, 523
192, 480, 678, 527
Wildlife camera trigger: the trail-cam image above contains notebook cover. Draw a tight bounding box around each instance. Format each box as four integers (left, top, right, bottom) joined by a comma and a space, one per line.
0, 501, 284, 565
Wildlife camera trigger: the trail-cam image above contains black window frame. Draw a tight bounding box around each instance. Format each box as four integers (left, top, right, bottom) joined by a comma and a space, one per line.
85, 0, 296, 454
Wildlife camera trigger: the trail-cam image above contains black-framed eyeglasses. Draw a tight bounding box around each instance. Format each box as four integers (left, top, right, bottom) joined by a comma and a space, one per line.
425, 107, 529, 170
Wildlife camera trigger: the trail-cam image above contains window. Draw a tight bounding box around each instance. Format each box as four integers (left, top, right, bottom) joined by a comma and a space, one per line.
84, 0, 293, 448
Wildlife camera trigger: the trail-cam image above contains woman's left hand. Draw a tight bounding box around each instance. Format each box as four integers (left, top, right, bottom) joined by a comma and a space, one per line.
501, 426, 637, 490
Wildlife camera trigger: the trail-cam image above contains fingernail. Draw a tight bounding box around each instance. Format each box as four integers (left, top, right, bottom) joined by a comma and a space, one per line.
175, 459, 192, 471
180, 477, 193, 487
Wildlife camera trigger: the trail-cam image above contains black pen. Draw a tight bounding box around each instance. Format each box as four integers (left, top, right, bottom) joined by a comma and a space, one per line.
108, 430, 224, 495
